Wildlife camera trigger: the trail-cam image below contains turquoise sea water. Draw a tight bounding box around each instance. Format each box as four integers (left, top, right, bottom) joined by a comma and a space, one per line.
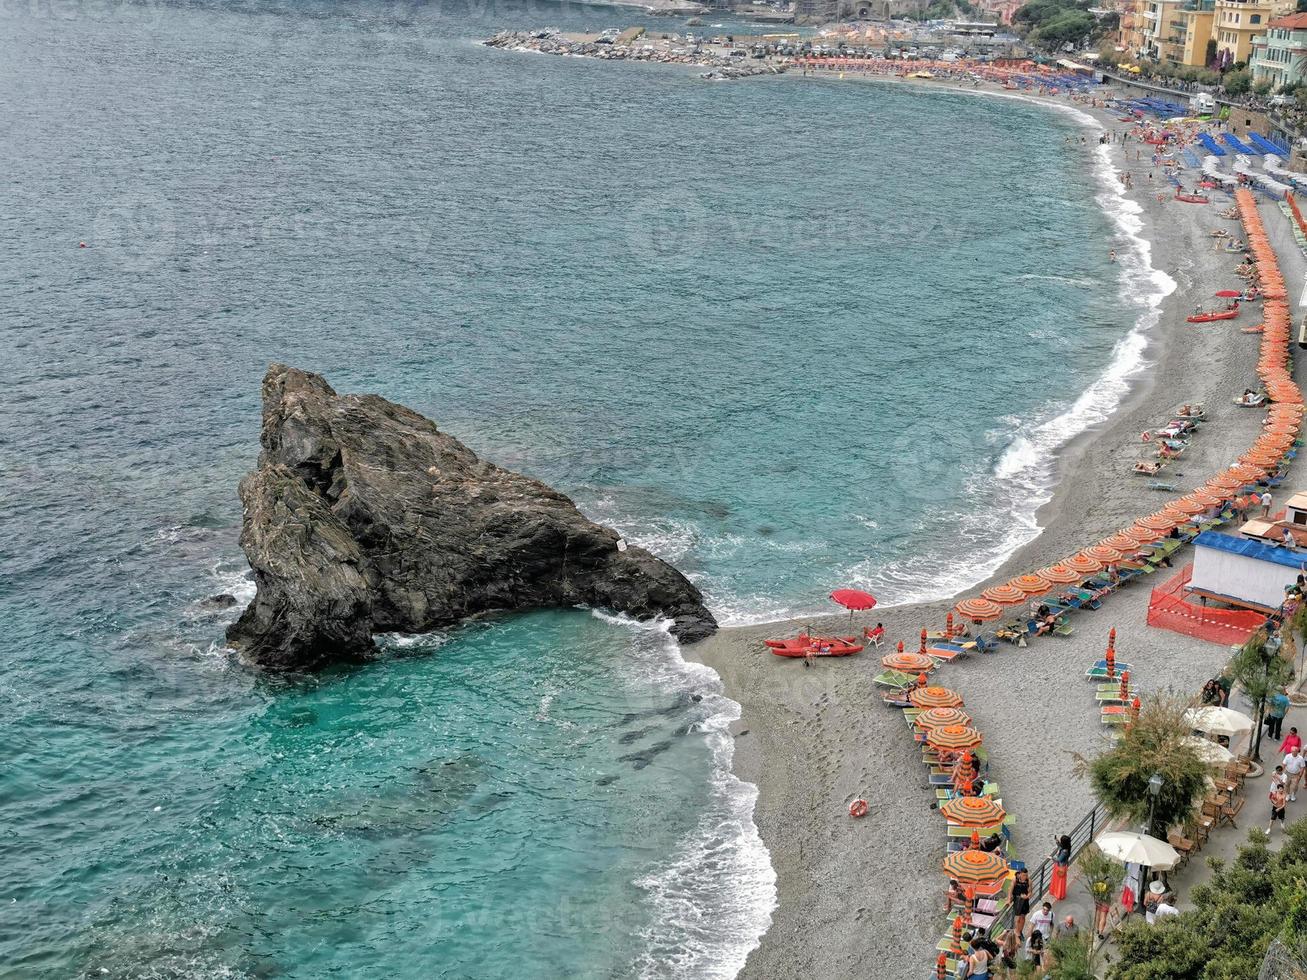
1, 2, 1159, 976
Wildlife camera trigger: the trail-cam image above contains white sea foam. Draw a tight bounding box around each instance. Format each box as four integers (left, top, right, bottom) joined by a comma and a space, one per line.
590, 611, 777, 979
796, 88, 1176, 611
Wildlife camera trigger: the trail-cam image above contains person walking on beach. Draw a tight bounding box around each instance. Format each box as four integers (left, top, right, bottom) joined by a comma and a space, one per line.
1270, 781, 1289, 834
1284, 745, 1305, 801
1262, 490, 1274, 517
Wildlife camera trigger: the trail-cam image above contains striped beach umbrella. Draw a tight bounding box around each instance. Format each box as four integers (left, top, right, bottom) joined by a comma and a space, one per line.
1122, 523, 1166, 543
1010, 573, 1051, 595
927, 725, 983, 752
940, 796, 1006, 828
942, 848, 1010, 885
1039, 564, 1081, 584
955, 597, 1004, 622
914, 707, 972, 730
980, 583, 1026, 606
1205, 475, 1246, 493
1185, 489, 1223, 507
1065, 553, 1103, 575
1102, 533, 1142, 553
1170, 498, 1209, 515
910, 686, 964, 709
1137, 512, 1184, 531
1086, 543, 1123, 563
882, 651, 935, 673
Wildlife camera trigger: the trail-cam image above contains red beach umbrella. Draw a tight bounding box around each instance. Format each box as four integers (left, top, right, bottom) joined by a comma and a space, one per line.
830, 588, 878, 612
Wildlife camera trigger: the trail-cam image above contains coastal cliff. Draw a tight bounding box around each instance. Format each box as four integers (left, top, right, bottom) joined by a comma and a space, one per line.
227, 365, 718, 669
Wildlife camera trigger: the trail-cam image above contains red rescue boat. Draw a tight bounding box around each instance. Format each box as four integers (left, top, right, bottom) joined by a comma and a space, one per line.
1175, 192, 1210, 203
1187, 307, 1240, 323
765, 634, 863, 657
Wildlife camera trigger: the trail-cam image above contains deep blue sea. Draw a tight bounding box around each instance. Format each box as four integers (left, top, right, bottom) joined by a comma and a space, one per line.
0, 2, 1166, 976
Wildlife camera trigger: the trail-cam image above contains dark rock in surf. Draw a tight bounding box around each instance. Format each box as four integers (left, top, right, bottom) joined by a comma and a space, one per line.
226, 364, 717, 670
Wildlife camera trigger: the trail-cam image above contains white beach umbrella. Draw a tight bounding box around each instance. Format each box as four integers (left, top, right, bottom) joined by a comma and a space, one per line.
1184, 706, 1254, 738
1182, 735, 1235, 765
1095, 831, 1182, 870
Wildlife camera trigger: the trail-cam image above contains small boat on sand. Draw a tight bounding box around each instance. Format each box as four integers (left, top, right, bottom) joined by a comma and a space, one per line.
1175, 192, 1210, 203
765, 634, 863, 657
1187, 307, 1239, 322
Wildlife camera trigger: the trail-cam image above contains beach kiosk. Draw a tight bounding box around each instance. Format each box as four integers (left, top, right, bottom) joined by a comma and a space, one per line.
1187, 532, 1303, 613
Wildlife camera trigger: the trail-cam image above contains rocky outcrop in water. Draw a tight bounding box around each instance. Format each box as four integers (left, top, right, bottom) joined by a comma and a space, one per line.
226, 365, 717, 670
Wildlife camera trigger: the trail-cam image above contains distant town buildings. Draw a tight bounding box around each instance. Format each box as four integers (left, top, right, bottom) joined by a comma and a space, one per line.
793, 0, 933, 22
1117, 0, 1297, 70
1250, 13, 1307, 88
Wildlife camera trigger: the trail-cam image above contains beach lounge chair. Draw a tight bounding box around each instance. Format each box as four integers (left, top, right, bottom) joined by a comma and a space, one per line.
865, 625, 885, 648
1053, 621, 1075, 638
874, 670, 915, 689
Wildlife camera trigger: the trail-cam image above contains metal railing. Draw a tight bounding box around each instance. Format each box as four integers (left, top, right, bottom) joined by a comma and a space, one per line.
986, 801, 1109, 935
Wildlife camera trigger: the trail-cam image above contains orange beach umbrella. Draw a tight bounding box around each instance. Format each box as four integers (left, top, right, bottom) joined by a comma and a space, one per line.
927, 725, 983, 752
882, 651, 935, 673
1040, 563, 1082, 584
914, 706, 972, 730
910, 686, 965, 709
980, 583, 1027, 606
942, 848, 1011, 884
940, 796, 1007, 828
955, 597, 1004, 622
1010, 573, 1051, 595
1065, 553, 1104, 574
1102, 533, 1143, 553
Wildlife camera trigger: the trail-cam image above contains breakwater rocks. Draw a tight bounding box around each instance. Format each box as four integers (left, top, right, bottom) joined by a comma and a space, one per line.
227, 365, 718, 670
483, 30, 788, 80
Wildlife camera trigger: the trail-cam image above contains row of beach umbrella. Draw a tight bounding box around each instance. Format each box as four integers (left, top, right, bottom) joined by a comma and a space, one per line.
950, 196, 1301, 627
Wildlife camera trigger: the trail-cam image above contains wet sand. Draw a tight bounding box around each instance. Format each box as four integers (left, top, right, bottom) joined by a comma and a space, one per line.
687, 82, 1307, 979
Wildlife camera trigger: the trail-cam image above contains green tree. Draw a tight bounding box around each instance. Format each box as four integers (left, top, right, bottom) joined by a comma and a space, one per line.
1229, 629, 1293, 760
1111, 821, 1307, 978
1049, 932, 1098, 980
1224, 68, 1252, 96
1254, 79, 1273, 97
1075, 694, 1209, 837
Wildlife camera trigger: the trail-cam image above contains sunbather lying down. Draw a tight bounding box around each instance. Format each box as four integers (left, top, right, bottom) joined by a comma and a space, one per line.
1134, 460, 1164, 475
1235, 390, 1267, 407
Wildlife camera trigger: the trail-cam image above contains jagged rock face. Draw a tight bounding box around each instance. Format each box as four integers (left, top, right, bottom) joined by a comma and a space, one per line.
227, 365, 717, 669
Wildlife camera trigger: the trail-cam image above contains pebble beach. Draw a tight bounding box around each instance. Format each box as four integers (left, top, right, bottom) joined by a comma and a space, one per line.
687, 81, 1307, 977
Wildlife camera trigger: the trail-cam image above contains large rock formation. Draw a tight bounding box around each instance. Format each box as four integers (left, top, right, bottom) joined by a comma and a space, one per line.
227, 365, 717, 670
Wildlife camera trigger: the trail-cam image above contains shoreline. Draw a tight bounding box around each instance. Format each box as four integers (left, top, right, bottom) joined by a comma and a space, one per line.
682, 78, 1267, 977
484, 35, 1280, 975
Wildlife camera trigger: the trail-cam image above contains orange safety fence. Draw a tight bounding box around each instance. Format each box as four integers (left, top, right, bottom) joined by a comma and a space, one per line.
1287, 192, 1307, 240
1145, 564, 1264, 645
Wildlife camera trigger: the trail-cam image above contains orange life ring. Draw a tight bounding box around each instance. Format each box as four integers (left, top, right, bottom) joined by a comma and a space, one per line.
1141, 431, 1152, 442
849, 799, 869, 818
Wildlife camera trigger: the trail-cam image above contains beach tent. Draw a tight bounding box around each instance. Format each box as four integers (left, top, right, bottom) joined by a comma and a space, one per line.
1188, 530, 1304, 611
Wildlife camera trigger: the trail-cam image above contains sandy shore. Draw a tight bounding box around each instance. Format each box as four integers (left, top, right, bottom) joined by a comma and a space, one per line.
684, 78, 1307, 979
